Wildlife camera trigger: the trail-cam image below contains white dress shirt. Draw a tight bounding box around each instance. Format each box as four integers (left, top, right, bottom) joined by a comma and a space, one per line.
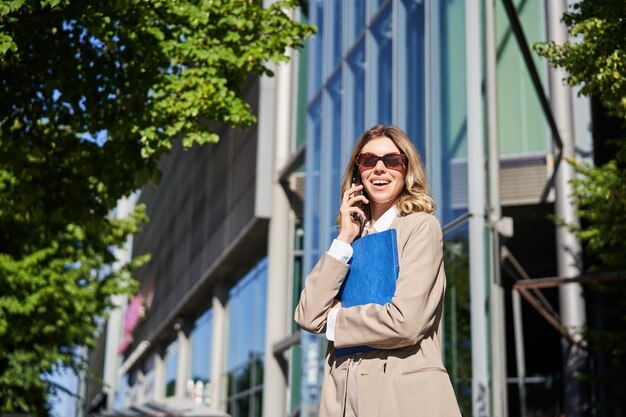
325, 206, 398, 341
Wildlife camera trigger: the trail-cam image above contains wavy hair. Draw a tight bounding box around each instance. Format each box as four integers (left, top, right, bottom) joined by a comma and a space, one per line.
337, 125, 435, 227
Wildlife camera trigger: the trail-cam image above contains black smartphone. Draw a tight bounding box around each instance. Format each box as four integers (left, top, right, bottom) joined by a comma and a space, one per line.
351, 171, 365, 224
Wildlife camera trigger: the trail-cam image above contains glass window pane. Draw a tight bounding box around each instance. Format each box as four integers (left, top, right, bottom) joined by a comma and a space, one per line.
325, 72, 343, 245
113, 373, 128, 410
289, 345, 302, 413
236, 396, 250, 417
305, 98, 322, 272
429, 0, 468, 225
368, 4, 392, 126
235, 366, 251, 393
441, 2, 467, 161
398, 0, 426, 155
164, 340, 179, 397
253, 391, 263, 417
496, 1, 548, 155
347, 0, 366, 45
346, 40, 365, 152
327, 0, 343, 73
227, 259, 268, 370
308, 0, 325, 96
188, 309, 213, 404
253, 356, 264, 386
370, 0, 386, 17
228, 372, 235, 398
295, 40, 309, 149
292, 222, 305, 332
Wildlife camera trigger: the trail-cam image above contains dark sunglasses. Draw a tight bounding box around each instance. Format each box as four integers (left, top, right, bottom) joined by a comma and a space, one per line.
356, 152, 407, 170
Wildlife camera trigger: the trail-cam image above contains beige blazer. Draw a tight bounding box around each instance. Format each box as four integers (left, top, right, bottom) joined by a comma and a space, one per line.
295, 212, 462, 417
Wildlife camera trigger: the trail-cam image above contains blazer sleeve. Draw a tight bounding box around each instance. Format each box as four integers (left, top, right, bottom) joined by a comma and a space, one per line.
294, 253, 350, 334
333, 213, 446, 350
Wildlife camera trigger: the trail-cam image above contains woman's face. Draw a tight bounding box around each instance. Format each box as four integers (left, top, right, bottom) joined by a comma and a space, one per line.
358, 136, 406, 211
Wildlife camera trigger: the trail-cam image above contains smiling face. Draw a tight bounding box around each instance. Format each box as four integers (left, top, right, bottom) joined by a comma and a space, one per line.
358, 136, 406, 219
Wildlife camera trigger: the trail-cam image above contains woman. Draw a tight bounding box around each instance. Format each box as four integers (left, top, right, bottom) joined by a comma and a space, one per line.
295, 125, 461, 417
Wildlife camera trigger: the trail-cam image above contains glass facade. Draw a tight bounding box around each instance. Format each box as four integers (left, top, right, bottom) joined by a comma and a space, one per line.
298, 0, 570, 415
303, 0, 472, 414
429, 0, 468, 225
226, 258, 268, 417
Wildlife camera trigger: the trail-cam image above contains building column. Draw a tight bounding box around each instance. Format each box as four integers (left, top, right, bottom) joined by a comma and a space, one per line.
485, 0, 508, 416
175, 326, 191, 398
545, 2, 588, 415
210, 284, 229, 411
262, 24, 294, 417
153, 351, 165, 402
465, 0, 492, 416
103, 295, 127, 411
104, 194, 137, 411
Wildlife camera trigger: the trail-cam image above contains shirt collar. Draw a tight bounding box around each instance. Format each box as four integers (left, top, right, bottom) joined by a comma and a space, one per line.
362, 206, 398, 236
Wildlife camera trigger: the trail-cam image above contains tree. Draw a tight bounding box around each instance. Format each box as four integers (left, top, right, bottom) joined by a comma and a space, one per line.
0, 0, 314, 414
535, 1, 626, 121
534, 0, 626, 412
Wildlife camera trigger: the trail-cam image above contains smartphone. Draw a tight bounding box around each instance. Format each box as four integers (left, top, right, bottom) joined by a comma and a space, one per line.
351, 171, 366, 224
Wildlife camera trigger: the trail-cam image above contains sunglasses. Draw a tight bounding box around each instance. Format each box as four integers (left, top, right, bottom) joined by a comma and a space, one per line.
356, 152, 407, 170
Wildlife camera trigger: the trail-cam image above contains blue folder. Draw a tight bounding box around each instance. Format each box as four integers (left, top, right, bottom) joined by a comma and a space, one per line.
335, 229, 400, 357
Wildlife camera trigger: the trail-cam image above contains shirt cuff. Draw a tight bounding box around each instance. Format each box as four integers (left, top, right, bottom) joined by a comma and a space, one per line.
325, 307, 340, 341
327, 239, 353, 264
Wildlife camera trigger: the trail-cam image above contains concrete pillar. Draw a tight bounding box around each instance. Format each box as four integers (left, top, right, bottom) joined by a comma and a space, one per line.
261, 34, 294, 417
103, 294, 126, 411
175, 327, 191, 398
153, 351, 165, 402
104, 194, 137, 410
210, 284, 229, 411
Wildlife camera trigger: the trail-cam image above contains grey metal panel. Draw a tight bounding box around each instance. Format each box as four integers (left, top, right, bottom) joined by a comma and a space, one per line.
500, 156, 550, 206
451, 159, 469, 210
449, 155, 550, 209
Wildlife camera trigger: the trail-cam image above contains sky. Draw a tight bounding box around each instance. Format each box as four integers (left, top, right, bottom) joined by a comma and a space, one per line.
48, 367, 79, 417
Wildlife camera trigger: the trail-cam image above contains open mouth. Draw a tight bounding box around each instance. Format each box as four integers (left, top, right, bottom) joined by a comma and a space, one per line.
371, 179, 390, 187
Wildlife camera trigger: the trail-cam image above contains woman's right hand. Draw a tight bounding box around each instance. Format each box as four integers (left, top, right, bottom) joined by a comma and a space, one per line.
337, 184, 368, 244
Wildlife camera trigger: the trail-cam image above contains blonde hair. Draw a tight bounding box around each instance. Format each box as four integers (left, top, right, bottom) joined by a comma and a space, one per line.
337, 125, 435, 228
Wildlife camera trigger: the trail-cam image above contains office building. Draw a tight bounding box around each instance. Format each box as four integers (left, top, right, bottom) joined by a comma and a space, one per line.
84, 1, 619, 416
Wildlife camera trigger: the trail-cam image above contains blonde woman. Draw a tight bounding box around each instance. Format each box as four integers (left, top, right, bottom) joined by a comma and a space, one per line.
295, 125, 461, 417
